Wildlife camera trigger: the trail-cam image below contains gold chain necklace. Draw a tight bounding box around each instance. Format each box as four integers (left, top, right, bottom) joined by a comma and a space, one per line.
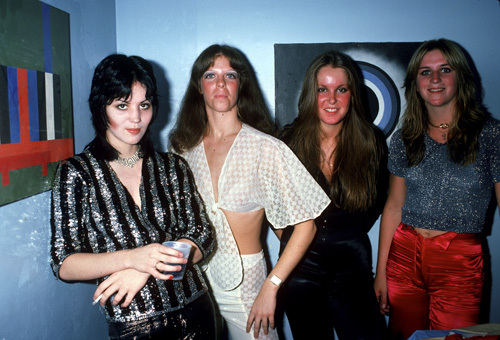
320, 136, 336, 181
429, 122, 450, 141
429, 122, 450, 129
320, 149, 335, 182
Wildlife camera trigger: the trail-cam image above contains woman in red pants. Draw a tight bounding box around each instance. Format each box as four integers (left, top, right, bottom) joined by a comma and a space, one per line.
374, 38, 500, 340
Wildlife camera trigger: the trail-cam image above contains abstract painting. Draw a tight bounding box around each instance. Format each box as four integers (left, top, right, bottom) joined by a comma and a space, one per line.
0, 0, 73, 206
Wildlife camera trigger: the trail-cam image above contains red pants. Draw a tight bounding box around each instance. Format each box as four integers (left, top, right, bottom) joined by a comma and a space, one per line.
386, 223, 483, 340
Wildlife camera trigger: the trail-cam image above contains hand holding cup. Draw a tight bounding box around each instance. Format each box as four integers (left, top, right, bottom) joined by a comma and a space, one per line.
162, 241, 192, 280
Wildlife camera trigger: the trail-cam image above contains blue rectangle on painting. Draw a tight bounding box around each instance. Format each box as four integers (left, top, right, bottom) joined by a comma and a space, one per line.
7, 66, 20, 144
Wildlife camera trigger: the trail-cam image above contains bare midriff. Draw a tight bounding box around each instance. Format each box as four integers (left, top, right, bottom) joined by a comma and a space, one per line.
414, 227, 448, 238
222, 208, 266, 254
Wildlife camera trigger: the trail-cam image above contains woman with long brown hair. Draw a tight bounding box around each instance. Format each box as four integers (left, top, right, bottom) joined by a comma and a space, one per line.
374, 38, 500, 340
170, 44, 330, 340
278, 50, 388, 340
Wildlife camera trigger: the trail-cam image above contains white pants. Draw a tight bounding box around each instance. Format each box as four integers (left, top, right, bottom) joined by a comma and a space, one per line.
207, 250, 279, 340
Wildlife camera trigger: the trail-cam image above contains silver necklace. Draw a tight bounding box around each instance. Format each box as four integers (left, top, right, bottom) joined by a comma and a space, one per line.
115, 149, 142, 168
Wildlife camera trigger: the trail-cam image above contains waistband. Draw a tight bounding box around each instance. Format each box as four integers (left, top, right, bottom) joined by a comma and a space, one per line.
241, 249, 264, 268
400, 223, 480, 250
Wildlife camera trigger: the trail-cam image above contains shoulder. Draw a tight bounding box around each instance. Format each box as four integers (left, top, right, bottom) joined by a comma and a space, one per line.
478, 117, 500, 150
388, 128, 404, 149
150, 151, 192, 169
240, 124, 288, 151
172, 143, 204, 170
480, 117, 500, 136
387, 129, 408, 171
53, 151, 95, 190
57, 151, 93, 173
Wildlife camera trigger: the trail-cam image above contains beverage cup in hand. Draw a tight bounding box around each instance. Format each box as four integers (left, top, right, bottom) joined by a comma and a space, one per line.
162, 241, 192, 280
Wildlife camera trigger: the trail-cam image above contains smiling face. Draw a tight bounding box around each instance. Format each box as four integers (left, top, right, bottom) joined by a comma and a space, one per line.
105, 82, 153, 154
417, 49, 458, 111
316, 66, 351, 130
200, 56, 240, 116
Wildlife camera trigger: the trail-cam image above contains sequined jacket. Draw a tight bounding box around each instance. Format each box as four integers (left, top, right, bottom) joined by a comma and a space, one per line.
50, 149, 214, 323
180, 124, 331, 290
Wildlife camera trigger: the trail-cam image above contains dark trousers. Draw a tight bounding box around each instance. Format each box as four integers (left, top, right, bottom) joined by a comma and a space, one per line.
280, 224, 387, 340
282, 270, 386, 340
108, 293, 217, 340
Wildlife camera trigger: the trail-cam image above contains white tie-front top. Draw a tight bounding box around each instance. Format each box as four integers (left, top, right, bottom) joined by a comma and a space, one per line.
181, 124, 330, 290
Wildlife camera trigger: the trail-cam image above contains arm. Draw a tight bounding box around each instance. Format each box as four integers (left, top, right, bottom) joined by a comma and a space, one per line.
170, 155, 215, 264
177, 238, 203, 263
59, 243, 185, 281
374, 174, 406, 315
63, 244, 187, 308
246, 219, 316, 337
244, 138, 328, 336
496, 182, 500, 213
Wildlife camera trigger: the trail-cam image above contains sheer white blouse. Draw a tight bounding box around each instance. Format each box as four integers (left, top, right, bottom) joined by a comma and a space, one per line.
180, 124, 330, 290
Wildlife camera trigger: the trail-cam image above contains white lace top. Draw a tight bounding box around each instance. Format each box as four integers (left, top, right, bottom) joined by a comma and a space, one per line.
181, 124, 330, 290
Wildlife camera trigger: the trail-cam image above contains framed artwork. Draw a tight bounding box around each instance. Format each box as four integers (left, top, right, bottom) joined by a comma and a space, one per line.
274, 42, 421, 137
0, 0, 73, 206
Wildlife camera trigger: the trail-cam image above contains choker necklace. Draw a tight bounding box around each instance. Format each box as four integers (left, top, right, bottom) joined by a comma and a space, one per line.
116, 149, 142, 168
429, 122, 450, 129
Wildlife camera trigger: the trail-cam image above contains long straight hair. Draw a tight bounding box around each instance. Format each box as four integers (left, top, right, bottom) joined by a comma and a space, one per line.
280, 51, 385, 212
169, 44, 273, 153
402, 38, 485, 166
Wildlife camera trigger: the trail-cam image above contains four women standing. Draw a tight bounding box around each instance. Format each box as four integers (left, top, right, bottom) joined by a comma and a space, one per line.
51, 39, 500, 340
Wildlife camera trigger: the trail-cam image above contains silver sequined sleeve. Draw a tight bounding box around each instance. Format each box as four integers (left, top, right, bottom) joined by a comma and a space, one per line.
50, 158, 90, 279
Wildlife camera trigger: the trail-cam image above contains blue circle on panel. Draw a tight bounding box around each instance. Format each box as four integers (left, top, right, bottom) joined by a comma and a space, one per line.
358, 62, 400, 137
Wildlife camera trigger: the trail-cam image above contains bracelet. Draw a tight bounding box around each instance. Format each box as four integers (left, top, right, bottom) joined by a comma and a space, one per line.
269, 274, 282, 287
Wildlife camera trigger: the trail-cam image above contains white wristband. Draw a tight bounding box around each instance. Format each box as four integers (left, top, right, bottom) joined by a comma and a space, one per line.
269, 274, 282, 287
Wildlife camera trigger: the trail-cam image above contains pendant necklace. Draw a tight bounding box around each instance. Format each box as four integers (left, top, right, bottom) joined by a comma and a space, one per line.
429, 122, 450, 142
320, 147, 335, 181
320, 135, 337, 181
116, 148, 143, 168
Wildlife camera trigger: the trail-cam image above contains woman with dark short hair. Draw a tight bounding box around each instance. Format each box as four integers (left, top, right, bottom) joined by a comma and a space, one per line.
51, 54, 216, 340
